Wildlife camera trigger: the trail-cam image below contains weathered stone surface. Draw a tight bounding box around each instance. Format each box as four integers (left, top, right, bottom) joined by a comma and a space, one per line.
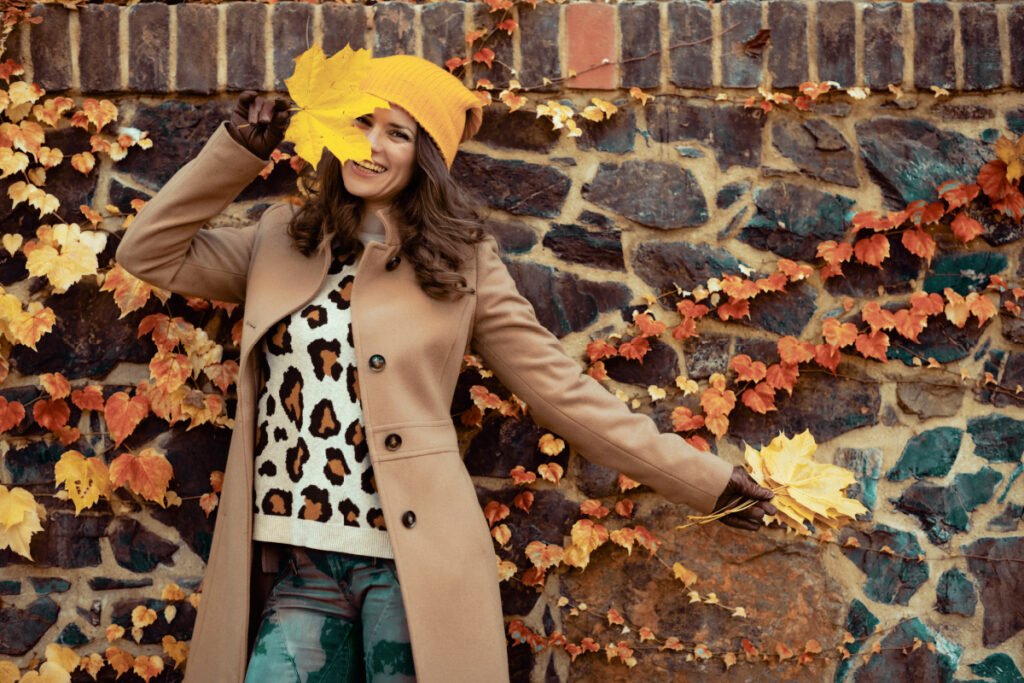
816, 1, 855, 86
0, 596, 59, 656
452, 153, 571, 219
728, 371, 880, 447
420, 3, 465, 68
30, 5, 72, 91
487, 220, 537, 255
1013, 5, 1024, 89
120, 102, 229, 189
720, 0, 763, 88
517, 3, 560, 91
914, 3, 955, 89
111, 598, 196, 644
936, 567, 977, 616
576, 457, 651, 499
834, 599, 879, 682
852, 617, 961, 683
895, 467, 1002, 545
834, 448, 882, 516
965, 536, 1024, 646
4, 438, 70, 485
888, 309, 987, 366
667, 0, 712, 88
968, 653, 1024, 683
771, 119, 858, 187
747, 280, 818, 337
896, 381, 963, 419
990, 351, 1024, 409
582, 161, 707, 229
1009, 107, 1024, 137
88, 577, 154, 591
25, 509, 110, 570
108, 518, 178, 573
716, 181, 749, 209
858, 118, 990, 207
604, 339, 679, 387
322, 4, 366, 53
924, 252, 1008, 296
633, 240, 743, 303
56, 622, 89, 647
577, 105, 636, 154
471, 4, 513, 87
464, 414, 569, 479
474, 109, 561, 153
930, 103, 995, 121
226, 3, 266, 91
29, 577, 70, 595
863, 4, 903, 88
543, 223, 624, 271
272, 3, 315, 91
767, 1, 808, 88
683, 334, 730, 380
740, 182, 855, 260
78, 5, 121, 92
825, 233, 921, 296
887, 427, 963, 481
968, 414, 1024, 463
374, 2, 415, 57
646, 99, 764, 169
0, 581, 20, 595
840, 525, 928, 605
128, 3, 170, 92
621, 2, 661, 89
988, 503, 1024, 533
176, 4, 218, 94
961, 3, 1001, 91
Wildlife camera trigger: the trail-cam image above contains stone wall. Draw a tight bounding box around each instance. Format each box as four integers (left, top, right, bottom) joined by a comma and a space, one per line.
1, 1, 1023, 681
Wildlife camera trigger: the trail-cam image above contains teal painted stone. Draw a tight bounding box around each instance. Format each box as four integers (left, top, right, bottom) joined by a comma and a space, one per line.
740, 182, 855, 261
56, 622, 89, 647
1008, 107, 1024, 136
834, 599, 879, 682
936, 568, 977, 616
924, 252, 1008, 296
840, 525, 929, 605
969, 653, 1024, 683
834, 447, 882, 515
981, 128, 1002, 144
965, 536, 1024, 646
852, 618, 961, 683
716, 181, 750, 209
0, 580, 19, 595
968, 414, 1024, 463
896, 467, 1003, 544
888, 427, 963, 481
30, 577, 70, 595
675, 145, 704, 158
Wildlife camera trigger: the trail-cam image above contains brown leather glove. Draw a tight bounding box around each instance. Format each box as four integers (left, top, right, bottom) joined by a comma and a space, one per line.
713, 465, 776, 531
225, 90, 291, 160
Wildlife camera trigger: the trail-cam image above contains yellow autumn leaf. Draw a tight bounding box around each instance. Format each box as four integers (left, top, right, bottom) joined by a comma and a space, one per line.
672, 561, 698, 588
45, 643, 80, 673
25, 224, 99, 294
2, 234, 22, 256
0, 484, 44, 559
19, 662, 70, 683
0, 147, 29, 178
163, 635, 189, 669
54, 449, 112, 514
538, 433, 565, 456
0, 661, 19, 683
283, 44, 390, 168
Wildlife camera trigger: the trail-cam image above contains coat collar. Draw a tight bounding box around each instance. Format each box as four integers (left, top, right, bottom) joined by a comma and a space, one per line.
314, 206, 404, 254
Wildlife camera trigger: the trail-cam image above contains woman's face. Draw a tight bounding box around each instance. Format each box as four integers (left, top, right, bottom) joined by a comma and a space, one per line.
341, 105, 418, 212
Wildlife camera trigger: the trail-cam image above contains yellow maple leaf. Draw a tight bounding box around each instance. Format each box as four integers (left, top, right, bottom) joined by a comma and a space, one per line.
0, 484, 44, 559
283, 44, 390, 168
19, 662, 70, 683
45, 643, 80, 673
54, 449, 112, 514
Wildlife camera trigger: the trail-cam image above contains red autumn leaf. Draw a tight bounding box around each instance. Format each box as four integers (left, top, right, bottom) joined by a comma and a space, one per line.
445, 57, 469, 73
892, 308, 928, 343
71, 385, 105, 412
606, 608, 625, 626
978, 160, 1012, 200
509, 465, 536, 486
901, 228, 936, 264
950, 211, 984, 243
910, 291, 945, 316
615, 498, 635, 517
851, 211, 889, 233
756, 271, 788, 293
822, 317, 858, 348
853, 234, 890, 267
721, 275, 759, 300
778, 336, 816, 365
618, 336, 650, 362
817, 240, 853, 265
862, 301, 896, 333
633, 525, 661, 556
670, 406, 705, 432
513, 490, 533, 513
618, 473, 641, 492
778, 259, 814, 282
40, 372, 71, 399
586, 339, 618, 362
671, 318, 698, 340
814, 343, 841, 373
496, 18, 518, 34
33, 398, 69, 432
729, 354, 768, 382
741, 638, 760, 659
676, 300, 710, 319
634, 311, 666, 337
472, 48, 496, 69
0, 396, 26, 433
765, 362, 799, 395
741, 382, 776, 414
579, 499, 610, 519
938, 180, 980, 210
685, 434, 711, 451
109, 448, 174, 505
105, 391, 150, 446
776, 643, 795, 661
854, 331, 889, 362
906, 200, 946, 227
993, 186, 1024, 221
483, 500, 510, 527
716, 298, 750, 321
469, 385, 502, 411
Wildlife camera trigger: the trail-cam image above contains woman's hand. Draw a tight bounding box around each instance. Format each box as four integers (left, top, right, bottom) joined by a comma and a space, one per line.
226, 90, 291, 160
713, 466, 776, 531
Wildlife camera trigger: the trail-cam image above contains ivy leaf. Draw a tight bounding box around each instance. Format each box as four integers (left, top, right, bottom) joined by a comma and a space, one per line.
729, 354, 767, 383
672, 561, 698, 588
765, 363, 799, 395
54, 450, 111, 515
104, 391, 149, 446
101, 263, 163, 317
822, 317, 857, 348
950, 211, 985, 243
777, 336, 815, 365
901, 228, 936, 264
33, 397, 69, 432
525, 540, 563, 570
133, 655, 163, 683
0, 484, 44, 560
854, 331, 889, 363
110, 448, 174, 506
571, 519, 608, 555
71, 384, 105, 412
741, 382, 777, 414
0, 396, 26, 433
18, 663, 70, 683
24, 228, 97, 292
853, 234, 889, 268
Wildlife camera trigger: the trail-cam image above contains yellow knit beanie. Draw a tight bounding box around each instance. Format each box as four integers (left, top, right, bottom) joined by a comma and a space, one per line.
360, 55, 484, 169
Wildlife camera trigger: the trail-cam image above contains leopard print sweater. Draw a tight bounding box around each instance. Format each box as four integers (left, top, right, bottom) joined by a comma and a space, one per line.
251, 247, 392, 559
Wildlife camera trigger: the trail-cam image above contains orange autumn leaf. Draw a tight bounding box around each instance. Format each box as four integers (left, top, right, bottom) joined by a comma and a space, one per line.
910, 291, 945, 316
580, 498, 610, 519
150, 352, 191, 393
586, 339, 618, 362
950, 211, 984, 243
633, 311, 666, 337
853, 234, 889, 267
756, 271, 788, 293
944, 288, 970, 328
742, 382, 777, 414
614, 498, 634, 517
893, 308, 928, 342
101, 263, 162, 318
525, 540, 563, 570
33, 397, 69, 432
472, 47, 496, 69
721, 275, 759, 300
978, 159, 1013, 200
199, 492, 218, 517
618, 473, 641, 492
469, 385, 502, 411
162, 635, 189, 669
571, 519, 609, 555
618, 336, 650, 362
509, 465, 536, 486
104, 647, 134, 677
814, 343, 841, 373
537, 462, 563, 485
822, 317, 858, 348
906, 200, 946, 227
969, 293, 997, 326
133, 655, 164, 683
676, 300, 710, 319
854, 331, 889, 362
586, 361, 608, 381
109, 447, 173, 505
538, 433, 565, 456
0, 396, 26, 433
670, 406, 704, 432
671, 318, 698, 340
862, 302, 896, 333
606, 607, 625, 626
765, 362, 799, 395
685, 434, 711, 451
203, 360, 239, 394
817, 240, 853, 265
901, 228, 936, 264
716, 298, 750, 321
778, 336, 816, 365
513, 490, 533, 513
994, 186, 1024, 221
40, 372, 70, 399
705, 413, 729, 438
938, 180, 980, 210
729, 354, 767, 383
483, 500, 510, 527
104, 391, 149, 446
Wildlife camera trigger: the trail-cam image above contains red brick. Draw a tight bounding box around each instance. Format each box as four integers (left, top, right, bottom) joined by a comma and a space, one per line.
567, 3, 616, 90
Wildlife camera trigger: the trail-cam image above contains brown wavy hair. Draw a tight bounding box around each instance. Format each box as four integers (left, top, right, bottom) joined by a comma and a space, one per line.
287, 130, 486, 300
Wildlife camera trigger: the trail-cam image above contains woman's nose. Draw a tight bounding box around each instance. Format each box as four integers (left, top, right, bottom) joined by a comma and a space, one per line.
366, 125, 383, 150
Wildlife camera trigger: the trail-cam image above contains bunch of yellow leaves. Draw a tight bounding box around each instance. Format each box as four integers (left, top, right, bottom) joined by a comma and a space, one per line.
23, 222, 106, 293
283, 44, 390, 168
0, 484, 44, 559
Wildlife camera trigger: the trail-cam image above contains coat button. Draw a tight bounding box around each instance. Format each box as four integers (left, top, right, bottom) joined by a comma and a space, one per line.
386, 256, 402, 271
385, 433, 402, 450
402, 510, 416, 528
369, 354, 386, 370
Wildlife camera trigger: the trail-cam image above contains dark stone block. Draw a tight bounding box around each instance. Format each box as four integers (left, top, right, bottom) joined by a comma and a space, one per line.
683, 334, 730, 380
863, 3, 904, 88
720, 0, 763, 88
839, 524, 928, 605
936, 567, 977, 616
4, 439, 67, 486
895, 467, 1002, 545
924, 252, 1008, 296
767, 1, 808, 89
740, 182, 855, 260
856, 117, 990, 206
501, 260, 631, 338
931, 103, 994, 121
988, 503, 1024, 532
852, 618, 959, 682
109, 179, 153, 215
582, 161, 707, 229
633, 240, 743, 305
968, 414, 1024, 463
475, 109, 560, 153
0, 580, 19, 595
771, 118, 858, 187
576, 105, 636, 154
747, 280, 818, 336
120, 102, 229, 189
374, 3, 415, 57
79, 5, 121, 93
990, 352, 1024, 409
968, 653, 1024, 683
826, 235, 920, 299
272, 3, 315, 91
543, 223, 624, 271
1012, 5, 1024, 89
887, 427, 962, 481
979, 200, 1024, 247
227, 4, 267, 91
108, 518, 178, 573
128, 4, 170, 93
56, 622, 89, 647
323, 4, 365, 54
88, 577, 154, 591
486, 220, 537, 254
0, 509, 110, 570
421, 3, 465, 69
452, 153, 570, 218
913, 3, 955, 90
833, 447, 882, 516
1, 20, 25, 65
965, 536, 1024, 646
604, 338, 679, 387
576, 459, 621, 498
667, 0, 712, 88
621, 2, 661, 89
111, 598, 196, 645
465, 414, 568, 479
30, 5, 72, 91
518, 3, 560, 91
888, 310, 986, 366
896, 381, 962, 419
471, 5, 513, 88
728, 370, 879, 447
833, 599, 879, 682
176, 5, 218, 94
0, 596, 58, 656
645, 98, 764, 169
816, 1, 855, 86
30, 577, 70, 595
960, 3, 1001, 91
716, 181, 749, 209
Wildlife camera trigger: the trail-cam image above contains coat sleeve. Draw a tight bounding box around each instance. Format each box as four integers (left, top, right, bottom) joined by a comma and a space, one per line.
115, 122, 286, 304
470, 236, 733, 514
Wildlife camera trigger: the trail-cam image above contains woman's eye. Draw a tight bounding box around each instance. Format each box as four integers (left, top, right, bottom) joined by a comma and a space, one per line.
390, 131, 410, 141
355, 117, 371, 127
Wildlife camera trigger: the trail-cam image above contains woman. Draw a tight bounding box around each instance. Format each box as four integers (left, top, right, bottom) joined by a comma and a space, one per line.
116, 55, 774, 683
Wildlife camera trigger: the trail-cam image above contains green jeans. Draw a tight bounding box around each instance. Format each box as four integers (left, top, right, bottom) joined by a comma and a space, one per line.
244, 547, 416, 683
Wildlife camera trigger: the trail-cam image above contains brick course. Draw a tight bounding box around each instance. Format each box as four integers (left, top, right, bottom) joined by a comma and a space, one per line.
667, 0, 712, 89
128, 3, 171, 93
78, 4, 121, 93
175, 4, 218, 95
29, 5, 71, 92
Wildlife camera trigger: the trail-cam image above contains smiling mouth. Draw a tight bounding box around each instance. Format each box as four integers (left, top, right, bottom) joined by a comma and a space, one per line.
354, 160, 387, 174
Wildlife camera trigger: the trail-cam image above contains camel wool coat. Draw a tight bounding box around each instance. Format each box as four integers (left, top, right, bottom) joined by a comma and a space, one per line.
115, 123, 734, 683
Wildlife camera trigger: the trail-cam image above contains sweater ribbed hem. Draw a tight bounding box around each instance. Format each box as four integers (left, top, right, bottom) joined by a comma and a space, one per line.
253, 515, 394, 559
